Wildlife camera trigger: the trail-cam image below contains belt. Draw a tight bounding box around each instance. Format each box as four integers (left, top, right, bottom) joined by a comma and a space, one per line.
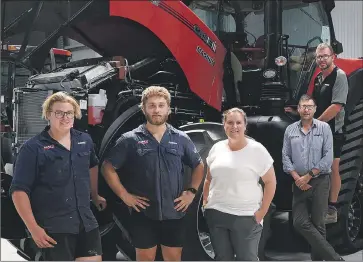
298, 173, 330, 178
313, 173, 330, 179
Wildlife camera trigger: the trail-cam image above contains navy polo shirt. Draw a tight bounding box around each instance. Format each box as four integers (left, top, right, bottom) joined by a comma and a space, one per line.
104, 123, 202, 221
10, 126, 99, 234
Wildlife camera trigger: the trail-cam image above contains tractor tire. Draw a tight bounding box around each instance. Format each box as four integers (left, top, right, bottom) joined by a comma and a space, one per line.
179, 122, 275, 261
326, 98, 363, 254
98, 111, 275, 260
97, 104, 143, 260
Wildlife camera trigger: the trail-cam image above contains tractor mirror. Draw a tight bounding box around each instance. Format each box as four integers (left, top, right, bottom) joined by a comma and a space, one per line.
332, 41, 343, 55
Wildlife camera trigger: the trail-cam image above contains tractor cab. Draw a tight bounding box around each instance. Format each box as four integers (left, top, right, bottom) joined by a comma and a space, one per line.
187, 0, 339, 113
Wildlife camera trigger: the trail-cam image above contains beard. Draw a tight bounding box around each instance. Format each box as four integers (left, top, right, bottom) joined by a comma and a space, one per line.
318, 61, 332, 70
145, 112, 169, 126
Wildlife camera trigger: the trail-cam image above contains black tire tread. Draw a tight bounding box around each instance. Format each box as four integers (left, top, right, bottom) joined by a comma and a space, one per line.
327, 98, 363, 252
179, 122, 226, 261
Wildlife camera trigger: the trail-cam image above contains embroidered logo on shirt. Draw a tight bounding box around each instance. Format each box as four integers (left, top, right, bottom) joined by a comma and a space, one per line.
44, 145, 55, 150
138, 140, 149, 145
169, 141, 178, 145
78, 141, 86, 144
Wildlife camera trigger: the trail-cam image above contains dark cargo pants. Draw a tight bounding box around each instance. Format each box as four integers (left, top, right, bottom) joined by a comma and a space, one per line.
205, 209, 263, 261
292, 174, 341, 261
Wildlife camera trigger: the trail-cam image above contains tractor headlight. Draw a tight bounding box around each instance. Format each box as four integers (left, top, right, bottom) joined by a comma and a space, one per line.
275, 56, 287, 66
263, 69, 277, 79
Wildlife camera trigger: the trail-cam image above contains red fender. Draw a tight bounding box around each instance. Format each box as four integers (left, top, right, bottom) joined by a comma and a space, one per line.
110, 1, 226, 111
307, 57, 363, 95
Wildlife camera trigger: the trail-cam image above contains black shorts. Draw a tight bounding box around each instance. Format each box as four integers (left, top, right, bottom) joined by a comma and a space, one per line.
128, 210, 186, 249
42, 227, 102, 261
333, 133, 345, 158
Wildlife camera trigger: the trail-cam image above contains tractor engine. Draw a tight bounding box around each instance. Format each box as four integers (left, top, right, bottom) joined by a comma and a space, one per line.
10, 56, 207, 155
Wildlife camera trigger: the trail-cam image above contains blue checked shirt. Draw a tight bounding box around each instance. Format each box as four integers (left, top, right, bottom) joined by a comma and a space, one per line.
282, 119, 334, 176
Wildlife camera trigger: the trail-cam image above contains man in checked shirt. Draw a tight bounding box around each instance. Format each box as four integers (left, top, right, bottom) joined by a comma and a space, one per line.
282, 94, 343, 261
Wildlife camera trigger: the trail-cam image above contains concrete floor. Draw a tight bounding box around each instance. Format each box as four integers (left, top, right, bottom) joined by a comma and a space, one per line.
1, 238, 362, 261
1, 239, 26, 261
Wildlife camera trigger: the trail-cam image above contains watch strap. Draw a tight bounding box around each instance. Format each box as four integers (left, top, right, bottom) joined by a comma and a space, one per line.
186, 188, 197, 194
308, 170, 316, 178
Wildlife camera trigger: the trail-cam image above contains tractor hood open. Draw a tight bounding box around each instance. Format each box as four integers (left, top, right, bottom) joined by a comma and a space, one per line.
15, 0, 226, 110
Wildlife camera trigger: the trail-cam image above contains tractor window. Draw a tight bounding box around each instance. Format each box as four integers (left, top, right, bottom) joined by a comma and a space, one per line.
191, 7, 236, 32
244, 12, 264, 47
282, 1, 331, 96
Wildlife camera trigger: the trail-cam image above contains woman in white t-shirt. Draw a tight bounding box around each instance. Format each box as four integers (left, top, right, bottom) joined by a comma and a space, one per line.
203, 108, 276, 261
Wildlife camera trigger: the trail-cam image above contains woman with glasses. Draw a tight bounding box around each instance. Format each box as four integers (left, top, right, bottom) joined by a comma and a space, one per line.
202, 107, 277, 261
10, 91, 106, 261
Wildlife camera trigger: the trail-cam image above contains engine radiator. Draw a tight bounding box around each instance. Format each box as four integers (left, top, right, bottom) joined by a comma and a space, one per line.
13, 89, 52, 149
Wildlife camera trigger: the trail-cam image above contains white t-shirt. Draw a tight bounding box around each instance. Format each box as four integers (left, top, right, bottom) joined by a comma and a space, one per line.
205, 138, 274, 217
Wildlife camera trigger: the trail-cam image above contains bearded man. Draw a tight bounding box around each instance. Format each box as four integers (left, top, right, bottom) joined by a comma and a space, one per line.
311, 43, 349, 224
102, 86, 204, 261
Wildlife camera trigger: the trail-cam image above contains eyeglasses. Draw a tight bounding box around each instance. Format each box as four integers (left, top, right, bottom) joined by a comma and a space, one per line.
299, 105, 316, 110
316, 54, 332, 61
51, 110, 75, 119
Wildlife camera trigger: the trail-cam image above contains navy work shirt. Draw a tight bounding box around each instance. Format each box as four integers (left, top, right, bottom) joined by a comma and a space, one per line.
10, 126, 99, 234
104, 123, 202, 221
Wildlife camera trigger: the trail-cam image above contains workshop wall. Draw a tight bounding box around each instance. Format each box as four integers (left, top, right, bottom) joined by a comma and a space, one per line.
332, 1, 363, 58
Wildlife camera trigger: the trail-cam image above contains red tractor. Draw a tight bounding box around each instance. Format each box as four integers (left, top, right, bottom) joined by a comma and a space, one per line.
1, 0, 362, 260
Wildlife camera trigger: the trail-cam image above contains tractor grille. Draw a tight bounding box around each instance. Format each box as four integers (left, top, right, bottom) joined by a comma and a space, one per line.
14, 90, 52, 146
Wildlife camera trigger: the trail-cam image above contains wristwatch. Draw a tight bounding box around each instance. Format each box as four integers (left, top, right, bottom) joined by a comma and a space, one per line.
308, 170, 317, 178
186, 188, 197, 194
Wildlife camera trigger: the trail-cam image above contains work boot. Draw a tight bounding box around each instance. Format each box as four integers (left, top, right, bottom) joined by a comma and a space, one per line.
325, 205, 338, 224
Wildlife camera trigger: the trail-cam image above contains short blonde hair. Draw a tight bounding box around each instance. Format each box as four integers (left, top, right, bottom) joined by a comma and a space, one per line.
222, 107, 247, 126
316, 43, 334, 55
42, 92, 82, 119
140, 86, 171, 107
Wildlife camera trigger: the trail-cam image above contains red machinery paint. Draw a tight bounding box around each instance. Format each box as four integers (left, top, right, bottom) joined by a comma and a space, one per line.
109, 1, 226, 110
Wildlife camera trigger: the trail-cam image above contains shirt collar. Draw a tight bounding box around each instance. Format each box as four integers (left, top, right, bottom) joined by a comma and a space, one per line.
135, 123, 177, 136
298, 119, 317, 129
39, 125, 80, 142
318, 65, 338, 82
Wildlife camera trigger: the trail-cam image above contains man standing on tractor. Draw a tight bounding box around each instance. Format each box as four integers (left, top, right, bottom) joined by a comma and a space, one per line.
311, 43, 349, 224
285, 43, 349, 224
102, 86, 205, 261
282, 94, 344, 261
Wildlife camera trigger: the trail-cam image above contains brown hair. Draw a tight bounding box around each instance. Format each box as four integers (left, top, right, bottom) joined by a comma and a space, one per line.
222, 107, 247, 126
42, 91, 82, 119
140, 86, 171, 107
298, 94, 316, 106
316, 43, 334, 55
